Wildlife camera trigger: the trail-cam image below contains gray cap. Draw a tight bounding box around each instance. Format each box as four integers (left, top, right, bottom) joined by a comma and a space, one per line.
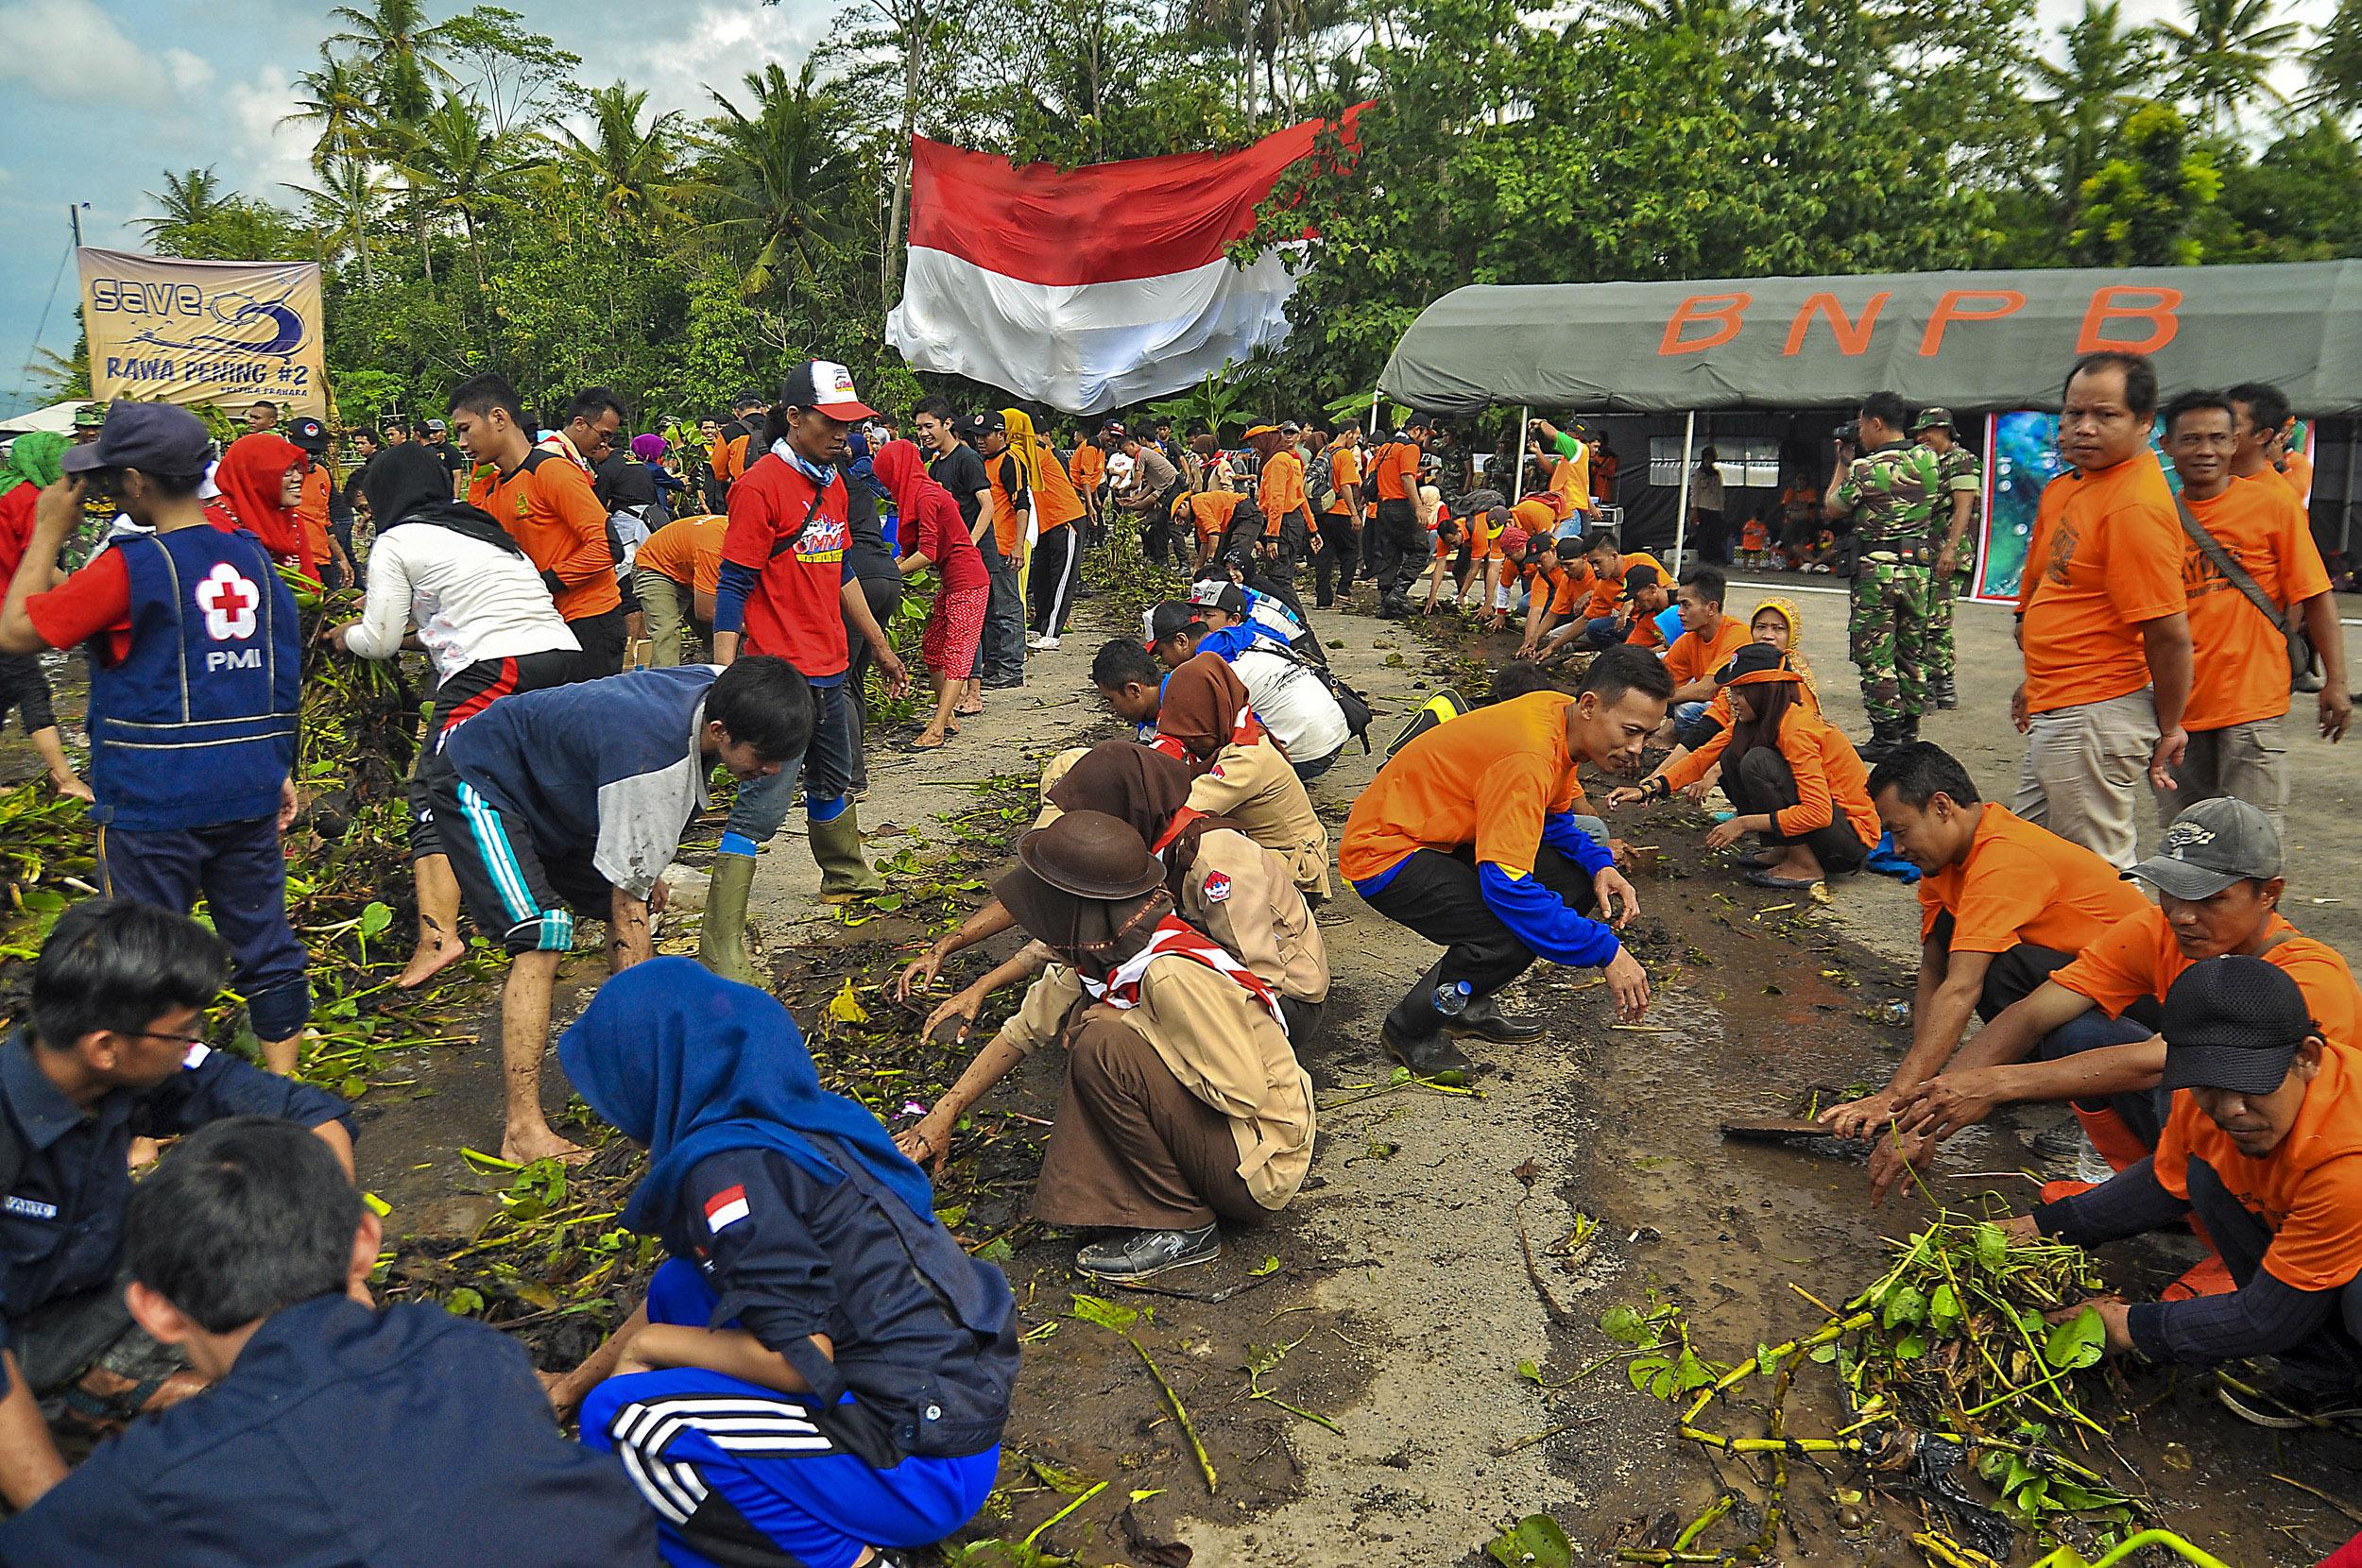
2127, 797, 2283, 900
61, 401, 212, 477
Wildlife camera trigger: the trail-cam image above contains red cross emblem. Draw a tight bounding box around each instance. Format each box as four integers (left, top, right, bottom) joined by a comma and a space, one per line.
195, 564, 260, 640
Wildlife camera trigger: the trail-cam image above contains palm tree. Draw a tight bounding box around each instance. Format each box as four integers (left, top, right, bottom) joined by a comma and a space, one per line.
2031, 2, 2164, 201
2159, 0, 2298, 131
702, 62, 862, 300
2302, 0, 2362, 120
558, 83, 687, 228
137, 168, 233, 240
284, 49, 378, 176
398, 93, 539, 289
331, 0, 454, 127
288, 158, 388, 286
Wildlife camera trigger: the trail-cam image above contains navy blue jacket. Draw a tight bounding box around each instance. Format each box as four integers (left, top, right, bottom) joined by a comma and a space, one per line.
0, 1033, 351, 1395
0, 1297, 659, 1566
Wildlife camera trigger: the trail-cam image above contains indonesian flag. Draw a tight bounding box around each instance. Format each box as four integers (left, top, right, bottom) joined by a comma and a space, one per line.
886, 109, 1363, 416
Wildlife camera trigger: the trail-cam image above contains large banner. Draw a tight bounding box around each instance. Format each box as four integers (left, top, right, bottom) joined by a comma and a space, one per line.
1977, 410, 2182, 601
78, 249, 327, 416
886, 108, 1362, 416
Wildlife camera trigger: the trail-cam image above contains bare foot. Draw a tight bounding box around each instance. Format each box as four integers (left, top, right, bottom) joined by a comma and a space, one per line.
504, 1127, 591, 1167
397, 930, 468, 990
1767, 849, 1824, 882
49, 773, 93, 802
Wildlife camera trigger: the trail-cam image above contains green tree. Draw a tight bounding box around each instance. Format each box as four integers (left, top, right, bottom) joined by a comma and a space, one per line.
2159, 0, 2298, 133
285, 50, 379, 176
332, 0, 455, 126
2029, 2, 2163, 209
2070, 100, 2223, 263
138, 168, 234, 240
558, 84, 687, 228
399, 92, 539, 288
701, 62, 864, 302
438, 6, 581, 134
2303, 0, 2362, 123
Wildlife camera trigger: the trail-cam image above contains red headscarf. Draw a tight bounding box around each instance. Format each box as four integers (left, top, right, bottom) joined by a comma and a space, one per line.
206, 434, 308, 571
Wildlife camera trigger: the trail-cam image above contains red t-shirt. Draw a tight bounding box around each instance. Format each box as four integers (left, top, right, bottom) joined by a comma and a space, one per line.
911, 485, 989, 594
26, 548, 134, 664
722, 452, 851, 678
0, 482, 38, 586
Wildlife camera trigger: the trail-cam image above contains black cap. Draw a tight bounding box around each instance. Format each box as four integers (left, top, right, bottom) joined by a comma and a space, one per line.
2159, 956, 2316, 1096
733, 389, 767, 410
286, 415, 331, 453
1099, 420, 1127, 439
1620, 561, 1664, 599
1714, 641, 1789, 685
960, 411, 1006, 440
2127, 797, 2283, 900
1148, 601, 1203, 643
61, 401, 215, 476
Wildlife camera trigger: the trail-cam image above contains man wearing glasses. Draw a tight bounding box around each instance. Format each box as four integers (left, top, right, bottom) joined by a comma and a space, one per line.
0, 899, 353, 1510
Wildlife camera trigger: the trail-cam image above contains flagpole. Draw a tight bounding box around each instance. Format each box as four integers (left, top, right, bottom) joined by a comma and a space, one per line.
1512, 406, 1529, 505
1672, 410, 1696, 571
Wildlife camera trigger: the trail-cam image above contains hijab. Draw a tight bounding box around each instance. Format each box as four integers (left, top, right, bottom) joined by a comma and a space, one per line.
558, 958, 937, 1232
2, 432, 66, 495
1047, 740, 1252, 892
1000, 408, 1045, 494
363, 442, 525, 556
1750, 596, 1819, 705
210, 433, 304, 539
994, 861, 1171, 982
1155, 653, 1265, 763
873, 437, 966, 551
630, 433, 667, 462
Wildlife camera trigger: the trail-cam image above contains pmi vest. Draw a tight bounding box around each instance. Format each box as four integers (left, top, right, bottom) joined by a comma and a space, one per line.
87, 527, 300, 830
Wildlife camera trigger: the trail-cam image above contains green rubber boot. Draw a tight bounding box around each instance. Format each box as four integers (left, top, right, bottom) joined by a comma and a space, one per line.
698, 853, 760, 983
809, 809, 883, 900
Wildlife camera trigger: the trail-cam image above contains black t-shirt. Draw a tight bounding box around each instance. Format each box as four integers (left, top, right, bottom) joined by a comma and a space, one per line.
842, 472, 901, 588
593, 451, 659, 512
425, 439, 466, 477
929, 444, 990, 533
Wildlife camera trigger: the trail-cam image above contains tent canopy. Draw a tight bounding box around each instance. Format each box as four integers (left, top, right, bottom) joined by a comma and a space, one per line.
1378, 261, 2362, 418
0, 400, 93, 437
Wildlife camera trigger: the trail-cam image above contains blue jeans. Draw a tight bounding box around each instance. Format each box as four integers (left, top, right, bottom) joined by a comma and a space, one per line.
980, 553, 1025, 684
727, 677, 857, 844
2033, 1007, 2169, 1148
99, 814, 311, 1038
1581, 615, 1625, 650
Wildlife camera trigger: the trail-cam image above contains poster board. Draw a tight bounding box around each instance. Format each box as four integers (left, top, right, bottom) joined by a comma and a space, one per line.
1975, 411, 2183, 602
77, 248, 327, 417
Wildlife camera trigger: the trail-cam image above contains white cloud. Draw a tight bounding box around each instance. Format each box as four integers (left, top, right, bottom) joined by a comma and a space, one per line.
0, 0, 172, 100
563, 0, 835, 128
165, 47, 214, 93
222, 64, 317, 198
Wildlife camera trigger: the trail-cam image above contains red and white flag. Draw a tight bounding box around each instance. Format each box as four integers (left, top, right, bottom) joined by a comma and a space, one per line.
886, 111, 1361, 416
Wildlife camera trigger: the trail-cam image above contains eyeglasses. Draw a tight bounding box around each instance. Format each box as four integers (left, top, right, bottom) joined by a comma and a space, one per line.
128, 1029, 206, 1048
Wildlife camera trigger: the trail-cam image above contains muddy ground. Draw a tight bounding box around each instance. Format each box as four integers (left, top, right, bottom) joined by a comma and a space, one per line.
5, 570, 2361, 1564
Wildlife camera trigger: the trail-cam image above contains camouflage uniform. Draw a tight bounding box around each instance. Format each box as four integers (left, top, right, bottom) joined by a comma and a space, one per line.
1834, 439, 1942, 725
1924, 438, 1983, 704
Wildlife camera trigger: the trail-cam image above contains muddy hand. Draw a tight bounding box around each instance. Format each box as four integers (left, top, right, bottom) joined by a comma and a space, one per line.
895, 950, 943, 1000
1867, 1129, 1933, 1207
1818, 1089, 1895, 1140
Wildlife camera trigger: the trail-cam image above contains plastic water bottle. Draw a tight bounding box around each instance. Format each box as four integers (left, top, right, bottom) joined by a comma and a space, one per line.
1434, 981, 1473, 1022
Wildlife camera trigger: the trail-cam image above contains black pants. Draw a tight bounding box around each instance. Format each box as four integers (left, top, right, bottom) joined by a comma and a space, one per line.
1138, 483, 1184, 565
410, 649, 579, 859
0, 652, 57, 735
1371, 499, 1425, 603
845, 573, 902, 791
567, 607, 628, 681
1691, 509, 1727, 564
2186, 1156, 2362, 1391
1027, 526, 1080, 637
1313, 510, 1358, 605
1723, 747, 1871, 875
1362, 844, 1599, 1039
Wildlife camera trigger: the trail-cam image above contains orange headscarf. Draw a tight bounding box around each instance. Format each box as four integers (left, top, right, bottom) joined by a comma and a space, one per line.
207, 433, 308, 568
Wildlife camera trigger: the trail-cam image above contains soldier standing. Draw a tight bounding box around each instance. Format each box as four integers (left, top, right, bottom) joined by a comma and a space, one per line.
1913, 408, 1982, 712
1824, 390, 1943, 762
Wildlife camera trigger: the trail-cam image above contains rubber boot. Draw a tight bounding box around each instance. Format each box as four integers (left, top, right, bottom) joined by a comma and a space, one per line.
699, 853, 760, 984
1857, 719, 1906, 764
810, 809, 884, 900
1902, 713, 1921, 744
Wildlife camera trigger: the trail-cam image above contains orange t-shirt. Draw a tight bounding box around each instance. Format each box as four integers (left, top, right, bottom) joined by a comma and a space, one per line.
2017, 451, 2186, 715
1549, 443, 1590, 520
1325, 446, 1362, 514
1594, 451, 1618, 505
1371, 440, 1421, 503
985, 449, 1027, 558
636, 513, 727, 596
1511, 497, 1557, 537
1030, 439, 1087, 533
1663, 616, 1751, 690
1740, 520, 1770, 551
1585, 552, 1667, 619
1913, 802, 2151, 953
1663, 700, 1877, 846
1528, 560, 1584, 618
1188, 490, 1246, 547
1341, 691, 1584, 883
469, 450, 623, 620
1258, 448, 1309, 536
1436, 511, 1497, 563
2152, 1044, 2362, 1292
2055, 908, 2362, 1055
1070, 443, 1105, 496
2281, 448, 2314, 504
296, 466, 334, 576
2178, 476, 2331, 731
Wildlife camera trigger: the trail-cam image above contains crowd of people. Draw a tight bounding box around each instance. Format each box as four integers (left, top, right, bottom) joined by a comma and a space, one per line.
0, 342, 2356, 1564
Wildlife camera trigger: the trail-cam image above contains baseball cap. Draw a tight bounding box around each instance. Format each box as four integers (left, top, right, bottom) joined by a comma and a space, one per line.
960, 410, 1006, 441
2127, 797, 2282, 901
780, 360, 877, 421
1147, 602, 1203, 644
733, 389, 768, 411
62, 401, 214, 476
1404, 411, 1438, 431
1620, 561, 1665, 599
2158, 956, 2316, 1096
1242, 423, 1279, 439
1099, 420, 1127, 439
1186, 578, 1227, 608
1911, 407, 1957, 434
426, 418, 447, 433
286, 415, 331, 453
1279, 420, 1302, 435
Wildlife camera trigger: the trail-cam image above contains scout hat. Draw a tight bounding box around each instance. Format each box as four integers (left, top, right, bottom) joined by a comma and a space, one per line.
780, 360, 877, 421
2158, 956, 2316, 1096
2127, 797, 2282, 900
1018, 809, 1167, 900
1242, 423, 1279, 439
61, 401, 212, 477
1911, 407, 1957, 435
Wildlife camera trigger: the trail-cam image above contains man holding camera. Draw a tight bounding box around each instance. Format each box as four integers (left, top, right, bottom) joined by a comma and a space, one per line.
1825, 392, 1943, 762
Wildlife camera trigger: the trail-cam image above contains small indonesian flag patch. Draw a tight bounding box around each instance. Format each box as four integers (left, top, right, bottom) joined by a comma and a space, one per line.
703, 1184, 751, 1233
1203, 871, 1232, 903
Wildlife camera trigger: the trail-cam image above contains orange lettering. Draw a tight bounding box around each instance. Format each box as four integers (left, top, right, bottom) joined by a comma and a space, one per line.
2077, 285, 2182, 354
1782, 292, 1890, 357
1659, 293, 1752, 356
1919, 289, 2026, 356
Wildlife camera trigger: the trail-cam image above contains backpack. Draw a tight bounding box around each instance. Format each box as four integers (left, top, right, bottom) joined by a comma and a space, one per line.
1307, 446, 1337, 512
1271, 638, 1374, 753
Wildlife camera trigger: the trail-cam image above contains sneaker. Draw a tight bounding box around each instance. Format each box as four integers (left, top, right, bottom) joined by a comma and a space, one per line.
1074, 1223, 1220, 1282
1380, 1018, 1474, 1083
1035, 636, 1060, 651
1024, 634, 1050, 651
2216, 1365, 2362, 1429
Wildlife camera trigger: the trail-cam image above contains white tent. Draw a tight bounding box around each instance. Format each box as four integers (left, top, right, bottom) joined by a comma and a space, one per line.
0, 401, 92, 437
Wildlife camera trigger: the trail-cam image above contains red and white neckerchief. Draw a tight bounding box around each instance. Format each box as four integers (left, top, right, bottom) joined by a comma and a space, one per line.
1079, 916, 1288, 1035
1147, 734, 1191, 763
536, 430, 595, 475
1149, 807, 1208, 859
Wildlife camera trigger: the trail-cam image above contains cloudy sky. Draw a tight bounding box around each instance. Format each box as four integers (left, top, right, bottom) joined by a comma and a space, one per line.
0, 0, 2337, 419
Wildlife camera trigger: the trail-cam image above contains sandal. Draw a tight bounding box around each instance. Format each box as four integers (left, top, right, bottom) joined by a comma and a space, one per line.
908, 733, 950, 751
1743, 868, 1824, 891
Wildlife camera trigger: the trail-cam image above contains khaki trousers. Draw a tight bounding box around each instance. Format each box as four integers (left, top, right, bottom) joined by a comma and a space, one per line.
633, 568, 696, 668
2158, 715, 2288, 833
2012, 690, 2158, 870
